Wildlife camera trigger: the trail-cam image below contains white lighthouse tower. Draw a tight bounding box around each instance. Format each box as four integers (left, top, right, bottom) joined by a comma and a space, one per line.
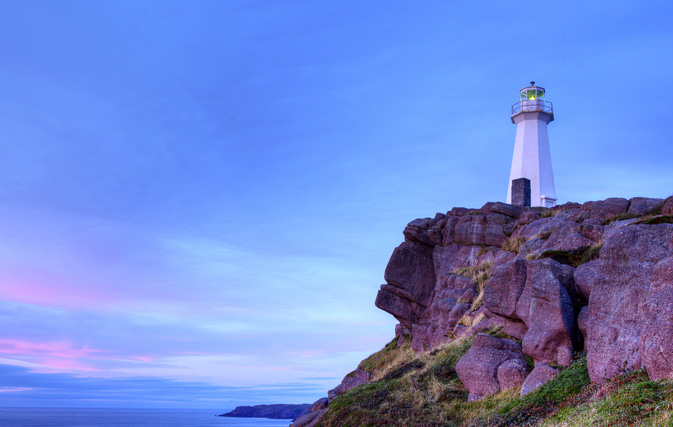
506, 82, 557, 208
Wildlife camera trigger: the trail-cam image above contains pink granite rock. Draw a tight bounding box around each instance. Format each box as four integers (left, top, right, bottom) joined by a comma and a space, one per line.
455, 334, 529, 399
520, 364, 558, 396
581, 198, 629, 222
290, 409, 326, 427
384, 242, 436, 307
518, 259, 576, 364
640, 257, 673, 380
497, 358, 530, 391
483, 259, 528, 319
375, 286, 416, 329
310, 397, 329, 412
580, 220, 604, 242
628, 197, 664, 216
574, 260, 600, 300
587, 224, 673, 382
663, 197, 673, 216
327, 368, 370, 399
480, 202, 523, 219
433, 244, 482, 280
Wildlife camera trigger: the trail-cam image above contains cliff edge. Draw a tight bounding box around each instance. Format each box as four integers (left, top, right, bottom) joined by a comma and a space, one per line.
304, 196, 673, 427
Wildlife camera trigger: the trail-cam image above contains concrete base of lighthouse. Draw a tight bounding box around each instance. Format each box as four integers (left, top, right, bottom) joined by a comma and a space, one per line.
506, 111, 556, 208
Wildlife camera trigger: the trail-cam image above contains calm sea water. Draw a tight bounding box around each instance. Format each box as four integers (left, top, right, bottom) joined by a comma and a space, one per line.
0, 408, 292, 427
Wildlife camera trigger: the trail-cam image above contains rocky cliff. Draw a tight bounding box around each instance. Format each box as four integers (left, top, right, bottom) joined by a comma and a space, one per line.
375, 196, 673, 394
303, 196, 673, 426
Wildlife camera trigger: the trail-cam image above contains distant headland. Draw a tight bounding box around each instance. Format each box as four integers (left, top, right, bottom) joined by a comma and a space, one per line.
218, 403, 311, 419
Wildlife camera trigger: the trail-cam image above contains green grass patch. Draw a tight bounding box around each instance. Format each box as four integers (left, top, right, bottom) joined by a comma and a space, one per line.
636, 215, 673, 225
602, 212, 640, 225
540, 369, 673, 427
538, 243, 602, 268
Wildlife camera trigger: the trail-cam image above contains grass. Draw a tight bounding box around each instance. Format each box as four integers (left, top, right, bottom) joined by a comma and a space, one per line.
539, 369, 673, 427
452, 262, 493, 311
501, 237, 524, 253
538, 242, 602, 268
358, 336, 415, 381
318, 336, 477, 427
633, 215, 673, 225
534, 230, 553, 240
602, 212, 640, 225
319, 341, 673, 427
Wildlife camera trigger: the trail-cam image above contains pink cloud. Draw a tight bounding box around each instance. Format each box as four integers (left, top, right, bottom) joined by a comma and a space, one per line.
0, 339, 103, 359
131, 356, 156, 363
0, 338, 165, 374
0, 387, 34, 393
0, 279, 119, 309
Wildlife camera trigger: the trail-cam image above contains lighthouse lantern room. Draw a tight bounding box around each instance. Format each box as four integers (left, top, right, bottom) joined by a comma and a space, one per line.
506, 82, 557, 208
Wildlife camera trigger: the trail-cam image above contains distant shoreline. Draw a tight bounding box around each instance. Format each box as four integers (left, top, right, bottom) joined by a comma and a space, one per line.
218, 404, 311, 419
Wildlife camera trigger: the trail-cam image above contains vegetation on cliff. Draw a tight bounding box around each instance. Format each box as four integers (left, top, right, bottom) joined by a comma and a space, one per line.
312, 196, 673, 427
317, 337, 673, 427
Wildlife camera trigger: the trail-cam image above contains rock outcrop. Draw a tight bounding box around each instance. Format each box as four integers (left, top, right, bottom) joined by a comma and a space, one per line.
374, 196, 673, 396
455, 333, 529, 400
327, 368, 370, 400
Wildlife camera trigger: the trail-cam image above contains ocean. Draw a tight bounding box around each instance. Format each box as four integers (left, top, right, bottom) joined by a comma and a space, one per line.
0, 408, 292, 427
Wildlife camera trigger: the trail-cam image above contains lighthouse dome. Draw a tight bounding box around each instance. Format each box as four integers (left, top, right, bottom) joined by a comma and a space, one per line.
520, 82, 545, 101
512, 81, 553, 117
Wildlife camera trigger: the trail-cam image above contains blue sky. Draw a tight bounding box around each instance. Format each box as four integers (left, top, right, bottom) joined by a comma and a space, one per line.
1, 0, 672, 410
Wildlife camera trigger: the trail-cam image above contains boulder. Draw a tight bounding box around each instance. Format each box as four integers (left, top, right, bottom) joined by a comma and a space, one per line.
383, 241, 436, 307
327, 368, 370, 400
497, 358, 530, 391
517, 215, 568, 242
540, 220, 582, 251
483, 259, 528, 318
520, 364, 558, 396
628, 197, 664, 216
580, 198, 630, 222
375, 287, 416, 328
480, 202, 523, 219
516, 237, 545, 261
580, 220, 604, 242
290, 409, 327, 427
447, 303, 471, 327
663, 197, 673, 216
455, 333, 529, 399
573, 260, 600, 300
518, 259, 576, 364
310, 397, 329, 412
640, 257, 673, 380
587, 224, 673, 382
404, 217, 439, 247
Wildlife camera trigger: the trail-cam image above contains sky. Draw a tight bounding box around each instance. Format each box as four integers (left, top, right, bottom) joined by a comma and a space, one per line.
1, 0, 672, 410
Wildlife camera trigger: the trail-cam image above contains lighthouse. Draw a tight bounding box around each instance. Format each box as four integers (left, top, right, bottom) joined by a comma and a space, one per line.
506, 82, 557, 208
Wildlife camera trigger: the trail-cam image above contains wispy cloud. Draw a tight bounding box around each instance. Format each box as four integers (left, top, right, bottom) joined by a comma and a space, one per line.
0, 363, 322, 408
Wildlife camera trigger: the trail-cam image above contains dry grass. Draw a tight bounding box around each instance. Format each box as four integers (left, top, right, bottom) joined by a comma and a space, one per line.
358, 337, 416, 381
458, 311, 485, 328
502, 237, 524, 253
452, 262, 493, 311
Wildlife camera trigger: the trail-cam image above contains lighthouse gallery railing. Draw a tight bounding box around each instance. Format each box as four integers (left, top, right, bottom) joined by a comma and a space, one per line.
511, 100, 553, 115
